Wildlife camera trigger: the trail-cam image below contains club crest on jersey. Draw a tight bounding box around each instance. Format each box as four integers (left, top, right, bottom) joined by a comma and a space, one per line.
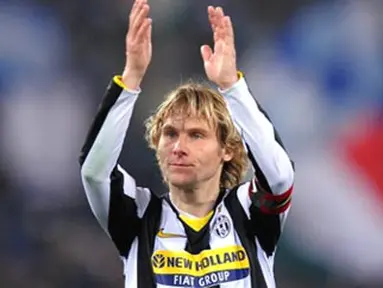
213, 214, 231, 238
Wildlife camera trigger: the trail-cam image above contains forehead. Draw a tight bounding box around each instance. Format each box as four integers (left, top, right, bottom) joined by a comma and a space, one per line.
162, 114, 214, 131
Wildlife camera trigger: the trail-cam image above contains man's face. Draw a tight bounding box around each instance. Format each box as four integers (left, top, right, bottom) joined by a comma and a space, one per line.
157, 115, 233, 190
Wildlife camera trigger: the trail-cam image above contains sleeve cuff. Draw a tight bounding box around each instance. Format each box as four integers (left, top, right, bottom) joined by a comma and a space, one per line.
113, 75, 141, 94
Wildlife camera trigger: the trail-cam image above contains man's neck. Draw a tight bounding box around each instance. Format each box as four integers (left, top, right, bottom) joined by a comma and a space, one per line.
169, 182, 221, 218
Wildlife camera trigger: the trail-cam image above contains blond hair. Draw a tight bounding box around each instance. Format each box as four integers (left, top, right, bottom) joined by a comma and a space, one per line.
145, 82, 249, 189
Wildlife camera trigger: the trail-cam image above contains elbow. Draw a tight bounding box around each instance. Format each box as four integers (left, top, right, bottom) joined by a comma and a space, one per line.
79, 150, 105, 183
80, 162, 105, 183
272, 159, 295, 193
275, 160, 295, 193
78, 152, 95, 181
284, 159, 295, 186
81, 167, 95, 183
79, 153, 91, 179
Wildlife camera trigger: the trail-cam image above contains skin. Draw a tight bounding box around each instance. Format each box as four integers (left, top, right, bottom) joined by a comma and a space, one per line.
122, 0, 239, 217
157, 115, 233, 217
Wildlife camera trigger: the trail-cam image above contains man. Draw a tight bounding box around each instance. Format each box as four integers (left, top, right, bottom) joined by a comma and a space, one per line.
79, 0, 294, 287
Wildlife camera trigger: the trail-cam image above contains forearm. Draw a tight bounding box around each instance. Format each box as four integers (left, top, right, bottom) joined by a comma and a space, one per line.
79, 76, 140, 181
221, 77, 294, 194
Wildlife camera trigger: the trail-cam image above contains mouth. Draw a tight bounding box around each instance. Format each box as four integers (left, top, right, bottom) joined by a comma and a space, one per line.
169, 163, 193, 167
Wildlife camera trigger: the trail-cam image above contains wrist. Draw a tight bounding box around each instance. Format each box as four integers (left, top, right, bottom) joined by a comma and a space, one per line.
121, 70, 143, 90
217, 73, 240, 90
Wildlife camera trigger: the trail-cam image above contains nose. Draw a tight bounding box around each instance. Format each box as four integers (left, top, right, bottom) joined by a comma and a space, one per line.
172, 136, 188, 156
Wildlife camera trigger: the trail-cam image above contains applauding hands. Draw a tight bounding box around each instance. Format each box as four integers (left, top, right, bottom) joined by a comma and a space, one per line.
121, 2, 238, 90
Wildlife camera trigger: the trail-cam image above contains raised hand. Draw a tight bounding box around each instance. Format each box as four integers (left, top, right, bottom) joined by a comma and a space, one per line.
122, 0, 152, 90
201, 6, 238, 90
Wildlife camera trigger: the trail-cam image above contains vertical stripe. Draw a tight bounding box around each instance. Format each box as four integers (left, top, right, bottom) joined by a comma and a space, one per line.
248, 203, 280, 258
108, 166, 141, 257
137, 195, 163, 288
225, 188, 267, 288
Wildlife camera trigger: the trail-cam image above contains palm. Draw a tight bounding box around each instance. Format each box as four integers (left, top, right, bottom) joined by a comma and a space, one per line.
201, 6, 238, 89
203, 41, 225, 81
124, 0, 152, 78
126, 36, 152, 72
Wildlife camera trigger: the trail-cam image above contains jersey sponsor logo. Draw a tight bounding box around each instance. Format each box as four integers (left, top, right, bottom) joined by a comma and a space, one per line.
212, 214, 231, 238
152, 245, 250, 287
157, 228, 186, 239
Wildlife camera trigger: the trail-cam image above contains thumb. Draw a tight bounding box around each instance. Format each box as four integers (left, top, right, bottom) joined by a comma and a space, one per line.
200, 45, 213, 63
145, 21, 152, 40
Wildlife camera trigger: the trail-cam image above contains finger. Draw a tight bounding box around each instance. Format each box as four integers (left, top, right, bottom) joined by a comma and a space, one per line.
216, 22, 226, 42
208, 5, 215, 18
131, 4, 150, 38
136, 17, 152, 42
224, 16, 234, 45
216, 6, 225, 24
214, 30, 219, 43
208, 6, 217, 32
145, 19, 152, 40
215, 7, 226, 38
132, 3, 149, 26
200, 45, 213, 63
212, 7, 226, 42
129, 0, 143, 25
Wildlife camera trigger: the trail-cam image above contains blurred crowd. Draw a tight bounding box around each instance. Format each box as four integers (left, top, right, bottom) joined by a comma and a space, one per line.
0, 0, 382, 287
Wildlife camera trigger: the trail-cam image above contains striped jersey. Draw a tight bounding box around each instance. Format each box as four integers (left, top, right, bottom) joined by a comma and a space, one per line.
79, 75, 295, 288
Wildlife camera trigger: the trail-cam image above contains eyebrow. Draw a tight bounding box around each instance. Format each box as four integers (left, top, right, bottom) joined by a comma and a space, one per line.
162, 124, 210, 134
162, 124, 177, 131
187, 127, 210, 135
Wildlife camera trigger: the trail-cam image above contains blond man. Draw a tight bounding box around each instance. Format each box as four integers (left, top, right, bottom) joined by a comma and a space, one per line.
79, 1, 294, 287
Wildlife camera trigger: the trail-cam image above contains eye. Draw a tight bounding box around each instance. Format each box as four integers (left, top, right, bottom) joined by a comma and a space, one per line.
163, 128, 177, 139
190, 132, 204, 139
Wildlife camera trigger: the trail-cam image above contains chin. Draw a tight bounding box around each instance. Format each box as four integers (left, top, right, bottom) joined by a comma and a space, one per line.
168, 175, 196, 190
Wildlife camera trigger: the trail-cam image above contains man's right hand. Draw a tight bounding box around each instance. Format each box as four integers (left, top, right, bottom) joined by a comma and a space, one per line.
122, 0, 152, 90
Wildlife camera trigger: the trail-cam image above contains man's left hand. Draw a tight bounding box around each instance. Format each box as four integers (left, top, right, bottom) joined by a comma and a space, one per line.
201, 6, 238, 90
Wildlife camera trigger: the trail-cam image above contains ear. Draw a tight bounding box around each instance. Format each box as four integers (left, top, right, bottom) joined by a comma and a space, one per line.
222, 147, 234, 162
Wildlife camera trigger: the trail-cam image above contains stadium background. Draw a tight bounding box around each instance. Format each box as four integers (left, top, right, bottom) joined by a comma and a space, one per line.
0, 0, 382, 287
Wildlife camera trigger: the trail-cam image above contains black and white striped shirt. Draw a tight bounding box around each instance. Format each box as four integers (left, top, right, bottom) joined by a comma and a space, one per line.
79, 75, 294, 288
